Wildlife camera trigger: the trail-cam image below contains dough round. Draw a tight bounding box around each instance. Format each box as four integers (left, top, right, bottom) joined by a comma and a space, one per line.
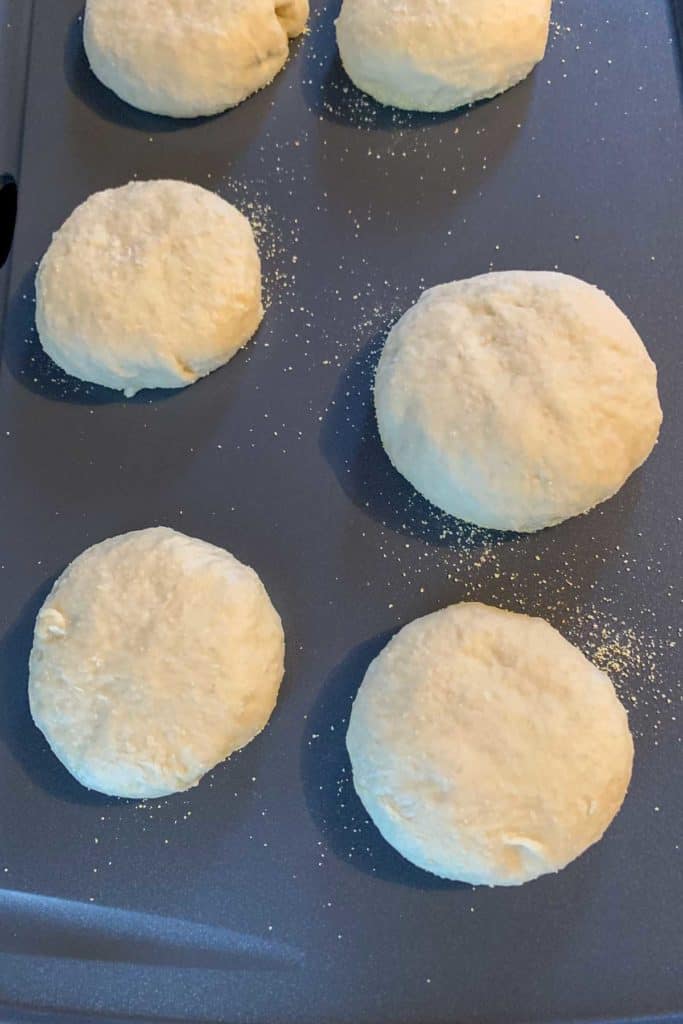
336, 0, 551, 112
84, 0, 309, 118
347, 602, 634, 886
29, 528, 285, 799
375, 271, 662, 532
36, 180, 263, 397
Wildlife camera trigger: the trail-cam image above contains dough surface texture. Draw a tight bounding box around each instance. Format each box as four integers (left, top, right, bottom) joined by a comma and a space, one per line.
336, 0, 551, 112
84, 0, 309, 117
36, 180, 263, 397
346, 602, 634, 886
374, 271, 662, 532
29, 528, 285, 799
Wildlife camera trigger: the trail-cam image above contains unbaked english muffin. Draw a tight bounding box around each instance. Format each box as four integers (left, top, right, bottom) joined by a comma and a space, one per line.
84, 0, 310, 117
36, 180, 263, 397
347, 602, 634, 886
29, 528, 285, 799
336, 0, 552, 112
374, 271, 662, 532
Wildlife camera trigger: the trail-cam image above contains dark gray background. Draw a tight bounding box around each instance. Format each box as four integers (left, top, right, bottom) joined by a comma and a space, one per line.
0, 1, 681, 1021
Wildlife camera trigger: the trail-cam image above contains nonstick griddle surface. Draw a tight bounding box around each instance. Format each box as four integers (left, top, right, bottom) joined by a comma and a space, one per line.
0, 2, 681, 1022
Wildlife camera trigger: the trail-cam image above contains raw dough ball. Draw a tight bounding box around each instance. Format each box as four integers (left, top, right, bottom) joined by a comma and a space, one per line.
336, 0, 551, 112
347, 602, 634, 886
36, 180, 263, 397
29, 528, 285, 799
375, 271, 662, 532
84, 0, 309, 117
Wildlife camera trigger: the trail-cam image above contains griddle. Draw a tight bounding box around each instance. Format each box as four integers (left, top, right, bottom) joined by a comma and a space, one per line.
0, 1, 681, 1022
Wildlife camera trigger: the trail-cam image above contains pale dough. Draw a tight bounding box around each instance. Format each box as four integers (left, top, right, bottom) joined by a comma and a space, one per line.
347, 602, 634, 886
336, 0, 551, 112
375, 271, 662, 532
29, 528, 285, 799
84, 0, 309, 118
36, 180, 263, 397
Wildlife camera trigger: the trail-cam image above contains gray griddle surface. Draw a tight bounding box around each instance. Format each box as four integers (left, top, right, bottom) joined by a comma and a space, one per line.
0, 2, 681, 1022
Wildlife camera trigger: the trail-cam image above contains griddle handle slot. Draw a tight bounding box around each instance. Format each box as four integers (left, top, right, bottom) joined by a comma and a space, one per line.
0, 175, 18, 270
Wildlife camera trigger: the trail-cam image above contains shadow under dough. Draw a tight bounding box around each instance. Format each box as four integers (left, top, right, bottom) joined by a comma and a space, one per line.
301, 0, 535, 133
3, 266, 268, 414
2, 267, 189, 406
300, 632, 466, 891
0, 579, 122, 808
63, 11, 226, 134
0, 575, 274, 818
64, 10, 309, 137
319, 331, 514, 553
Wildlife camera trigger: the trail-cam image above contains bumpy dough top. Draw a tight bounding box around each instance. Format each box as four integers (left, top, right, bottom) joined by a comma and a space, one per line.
347, 602, 634, 886
375, 271, 662, 532
36, 180, 263, 397
84, 0, 309, 117
29, 528, 285, 799
336, 0, 551, 112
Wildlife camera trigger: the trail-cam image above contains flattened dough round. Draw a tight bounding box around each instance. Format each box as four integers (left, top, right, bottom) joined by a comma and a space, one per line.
347, 602, 634, 886
29, 528, 285, 799
336, 0, 551, 112
36, 180, 263, 397
375, 271, 662, 532
84, 0, 309, 117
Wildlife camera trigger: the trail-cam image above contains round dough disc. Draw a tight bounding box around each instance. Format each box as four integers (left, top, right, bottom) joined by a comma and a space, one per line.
375, 271, 662, 532
29, 528, 285, 799
84, 0, 309, 118
347, 602, 634, 886
336, 0, 551, 112
36, 180, 263, 397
